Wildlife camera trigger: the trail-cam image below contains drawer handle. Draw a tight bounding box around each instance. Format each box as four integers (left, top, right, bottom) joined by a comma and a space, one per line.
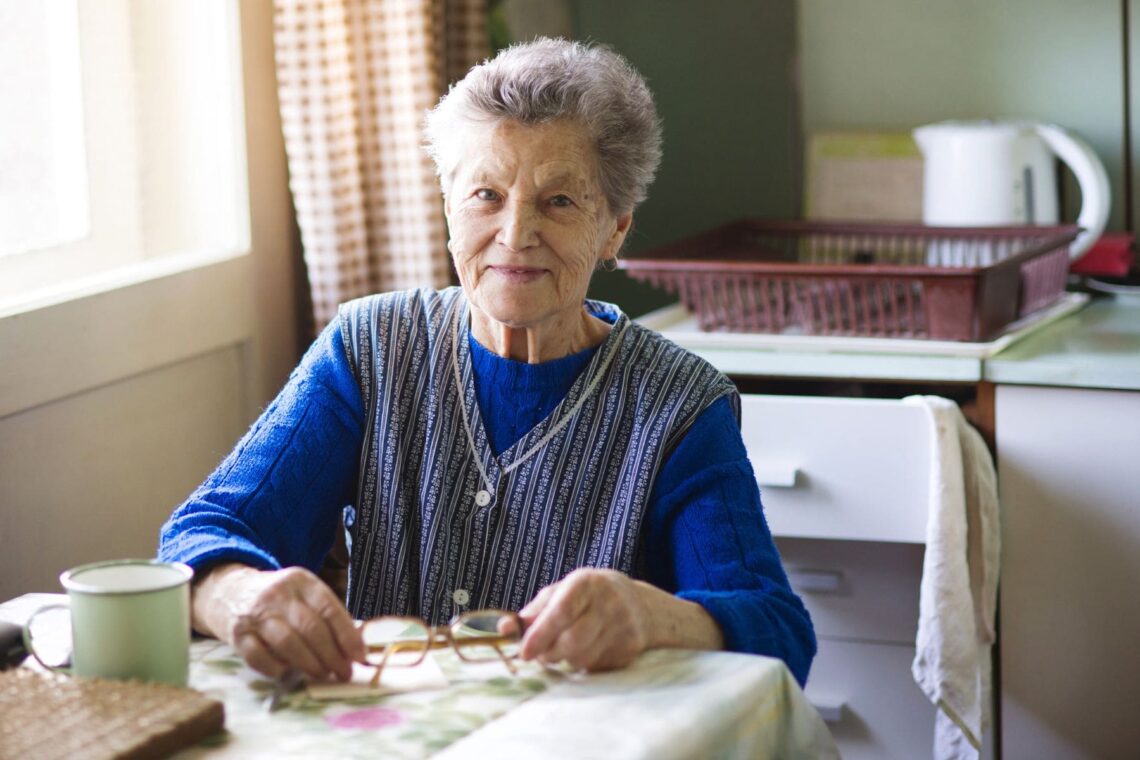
788, 569, 844, 594
808, 696, 846, 723
752, 458, 799, 488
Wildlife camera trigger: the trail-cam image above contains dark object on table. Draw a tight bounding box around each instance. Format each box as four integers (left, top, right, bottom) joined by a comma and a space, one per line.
0, 621, 27, 670
0, 667, 225, 760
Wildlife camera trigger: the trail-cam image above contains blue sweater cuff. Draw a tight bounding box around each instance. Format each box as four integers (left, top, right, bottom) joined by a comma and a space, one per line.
678, 589, 814, 687
158, 522, 281, 576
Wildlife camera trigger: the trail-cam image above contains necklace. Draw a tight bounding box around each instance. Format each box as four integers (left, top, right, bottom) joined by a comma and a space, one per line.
449, 304, 629, 507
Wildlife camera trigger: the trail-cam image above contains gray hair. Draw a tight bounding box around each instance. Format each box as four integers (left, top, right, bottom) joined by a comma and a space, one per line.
423, 37, 662, 216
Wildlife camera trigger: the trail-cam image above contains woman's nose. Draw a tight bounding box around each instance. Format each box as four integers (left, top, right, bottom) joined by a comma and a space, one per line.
498, 201, 539, 251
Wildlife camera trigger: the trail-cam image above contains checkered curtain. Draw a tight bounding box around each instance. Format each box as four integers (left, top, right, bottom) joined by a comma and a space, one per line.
274, 0, 488, 329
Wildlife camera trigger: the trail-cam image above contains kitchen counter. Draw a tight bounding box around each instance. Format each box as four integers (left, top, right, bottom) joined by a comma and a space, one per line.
644, 295, 1140, 389
639, 305, 988, 383
984, 296, 1140, 390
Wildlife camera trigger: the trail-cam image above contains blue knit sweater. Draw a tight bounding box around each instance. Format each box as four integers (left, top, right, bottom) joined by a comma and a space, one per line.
159, 319, 816, 685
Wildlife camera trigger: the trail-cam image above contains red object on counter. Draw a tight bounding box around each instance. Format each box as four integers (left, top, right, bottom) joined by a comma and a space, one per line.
1070, 232, 1135, 277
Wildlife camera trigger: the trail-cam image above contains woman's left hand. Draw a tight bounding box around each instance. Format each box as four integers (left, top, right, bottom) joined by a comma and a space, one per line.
517, 568, 725, 672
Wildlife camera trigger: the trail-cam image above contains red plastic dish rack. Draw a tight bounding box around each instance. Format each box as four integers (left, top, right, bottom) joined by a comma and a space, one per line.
618, 219, 1079, 341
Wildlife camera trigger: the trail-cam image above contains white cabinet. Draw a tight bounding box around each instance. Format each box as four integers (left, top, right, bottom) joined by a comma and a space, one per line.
806, 637, 936, 759
996, 384, 1140, 760
777, 537, 922, 645
740, 395, 932, 542
739, 394, 939, 759
778, 537, 935, 760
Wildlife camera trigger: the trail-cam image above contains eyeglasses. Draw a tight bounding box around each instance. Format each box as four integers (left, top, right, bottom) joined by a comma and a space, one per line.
360, 609, 524, 687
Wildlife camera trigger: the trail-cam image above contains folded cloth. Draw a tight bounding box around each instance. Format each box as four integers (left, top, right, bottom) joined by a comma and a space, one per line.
903, 396, 1000, 760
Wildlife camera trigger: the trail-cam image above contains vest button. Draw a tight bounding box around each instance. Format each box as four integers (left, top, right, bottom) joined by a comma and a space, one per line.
474, 489, 491, 507
452, 588, 470, 606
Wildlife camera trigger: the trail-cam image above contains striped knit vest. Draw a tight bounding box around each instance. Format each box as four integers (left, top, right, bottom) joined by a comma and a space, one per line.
338, 287, 737, 623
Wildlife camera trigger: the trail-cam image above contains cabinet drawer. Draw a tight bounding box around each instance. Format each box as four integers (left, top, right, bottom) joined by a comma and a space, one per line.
777, 537, 923, 644
805, 638, 935, 760
740, 394, 932, 543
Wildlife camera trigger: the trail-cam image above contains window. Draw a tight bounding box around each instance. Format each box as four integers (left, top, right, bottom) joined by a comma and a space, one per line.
0, 1, 89, 259
0, 0, 249, 311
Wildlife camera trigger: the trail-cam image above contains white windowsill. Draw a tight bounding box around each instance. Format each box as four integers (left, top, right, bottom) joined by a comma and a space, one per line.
0, 249, 256, 419
0, 247, 250, 320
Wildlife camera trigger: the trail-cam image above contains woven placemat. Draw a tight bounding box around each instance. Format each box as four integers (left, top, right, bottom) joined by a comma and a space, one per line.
0, 667, 224, 759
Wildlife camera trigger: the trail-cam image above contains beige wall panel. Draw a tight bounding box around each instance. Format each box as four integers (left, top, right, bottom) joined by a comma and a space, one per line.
997, 384, 1140, 759
0, 346, 247, 599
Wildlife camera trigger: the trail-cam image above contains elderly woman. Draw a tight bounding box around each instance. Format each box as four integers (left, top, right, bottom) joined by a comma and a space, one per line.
159, 38, 815, 686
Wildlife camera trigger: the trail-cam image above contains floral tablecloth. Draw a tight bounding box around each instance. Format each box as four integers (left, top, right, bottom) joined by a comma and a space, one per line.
3, 593, 837, 759
180, 641, 837, 759
178, 639, 551, 759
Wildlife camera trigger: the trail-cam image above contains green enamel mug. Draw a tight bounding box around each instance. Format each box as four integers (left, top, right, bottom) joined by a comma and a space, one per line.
23, 559, 194, 686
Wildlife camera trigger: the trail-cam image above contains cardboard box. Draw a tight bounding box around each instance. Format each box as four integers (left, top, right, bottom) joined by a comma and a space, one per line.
805, 132, 924, 222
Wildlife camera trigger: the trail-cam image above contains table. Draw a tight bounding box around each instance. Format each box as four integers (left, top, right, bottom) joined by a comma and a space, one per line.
3, 594, 837, 759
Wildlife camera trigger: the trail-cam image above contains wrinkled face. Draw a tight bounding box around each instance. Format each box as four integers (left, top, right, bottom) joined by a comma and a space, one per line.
443, 120, 631, 334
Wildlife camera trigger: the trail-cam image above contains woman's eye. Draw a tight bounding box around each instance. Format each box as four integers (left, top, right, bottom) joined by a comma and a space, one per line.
475, 188, 500, 201
549, 194, 573, 208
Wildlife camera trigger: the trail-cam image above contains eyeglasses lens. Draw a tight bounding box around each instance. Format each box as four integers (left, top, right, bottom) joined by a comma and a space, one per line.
450, 611, 522, 662
361, 617, 430, 667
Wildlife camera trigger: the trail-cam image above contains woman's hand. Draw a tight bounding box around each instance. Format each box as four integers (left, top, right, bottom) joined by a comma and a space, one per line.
191, 563, 365, 682
517, 568, 725, 672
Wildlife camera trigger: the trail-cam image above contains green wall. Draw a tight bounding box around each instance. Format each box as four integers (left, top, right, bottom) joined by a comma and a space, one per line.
572, 0, 799, 315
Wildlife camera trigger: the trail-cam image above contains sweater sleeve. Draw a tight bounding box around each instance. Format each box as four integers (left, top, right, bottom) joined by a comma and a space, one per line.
157, 318, 365, 576
643, 396, 817, 686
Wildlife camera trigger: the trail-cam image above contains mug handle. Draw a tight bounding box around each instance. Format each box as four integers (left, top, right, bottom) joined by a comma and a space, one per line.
22, 604, 71, 674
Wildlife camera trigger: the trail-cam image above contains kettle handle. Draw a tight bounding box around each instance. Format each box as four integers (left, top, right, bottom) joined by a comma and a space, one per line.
1034, 124, 1111, 259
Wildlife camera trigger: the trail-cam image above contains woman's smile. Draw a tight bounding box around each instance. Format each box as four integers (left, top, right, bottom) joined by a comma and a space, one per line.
487, 264, 547, 283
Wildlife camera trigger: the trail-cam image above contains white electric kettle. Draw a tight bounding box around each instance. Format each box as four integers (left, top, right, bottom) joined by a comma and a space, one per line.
912, 120, 1110, 259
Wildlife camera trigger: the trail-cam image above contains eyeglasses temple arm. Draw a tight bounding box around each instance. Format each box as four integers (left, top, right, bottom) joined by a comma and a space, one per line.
491, 642, 518, 675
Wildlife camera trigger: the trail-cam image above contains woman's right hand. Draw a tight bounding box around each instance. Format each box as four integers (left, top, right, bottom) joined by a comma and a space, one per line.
191, 563, 365, 682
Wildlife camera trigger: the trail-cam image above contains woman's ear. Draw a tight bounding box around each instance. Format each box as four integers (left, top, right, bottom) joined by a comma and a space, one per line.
603, 213, 634, 262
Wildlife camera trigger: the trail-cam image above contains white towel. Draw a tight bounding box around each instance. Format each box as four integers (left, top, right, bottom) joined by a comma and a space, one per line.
903, 395, 1001, 760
